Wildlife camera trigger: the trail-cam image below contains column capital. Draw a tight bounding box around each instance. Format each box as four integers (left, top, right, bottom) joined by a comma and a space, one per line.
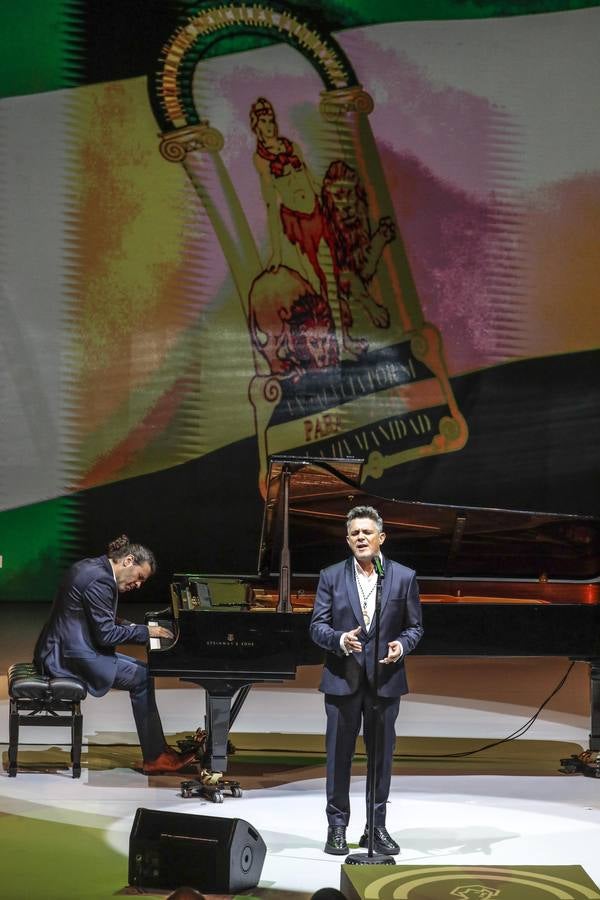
319, 86, 374, 121
159, 123, 224, 162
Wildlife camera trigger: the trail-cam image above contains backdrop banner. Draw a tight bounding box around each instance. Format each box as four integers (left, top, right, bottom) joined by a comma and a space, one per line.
1, 2, 599, 599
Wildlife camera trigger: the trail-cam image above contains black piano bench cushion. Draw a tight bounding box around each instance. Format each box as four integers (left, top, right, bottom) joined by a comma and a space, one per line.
8, 663, 87, 702
7, 662, 86, 780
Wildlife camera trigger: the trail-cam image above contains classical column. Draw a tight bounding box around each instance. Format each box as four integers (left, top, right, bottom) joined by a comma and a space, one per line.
159, 122, 263, 324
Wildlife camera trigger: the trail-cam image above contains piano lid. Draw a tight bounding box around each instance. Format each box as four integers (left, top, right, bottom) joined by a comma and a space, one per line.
258, 455, 600, 581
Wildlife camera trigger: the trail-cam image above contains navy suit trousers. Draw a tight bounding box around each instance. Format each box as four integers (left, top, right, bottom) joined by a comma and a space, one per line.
325, 686, 400, 828
113, 653, 167, 761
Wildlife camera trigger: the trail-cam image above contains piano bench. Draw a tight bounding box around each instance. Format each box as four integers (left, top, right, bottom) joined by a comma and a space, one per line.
7, 663, 87, 778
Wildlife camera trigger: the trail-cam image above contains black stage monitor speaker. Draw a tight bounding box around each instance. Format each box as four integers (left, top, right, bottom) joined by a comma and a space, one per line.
128, 807, 267, 893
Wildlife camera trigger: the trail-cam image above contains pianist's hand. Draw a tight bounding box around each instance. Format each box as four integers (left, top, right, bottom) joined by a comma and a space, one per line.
148, 625, 173, 639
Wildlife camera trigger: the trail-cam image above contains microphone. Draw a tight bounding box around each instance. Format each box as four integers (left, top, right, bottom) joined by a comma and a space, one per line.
373, 555, 385, 578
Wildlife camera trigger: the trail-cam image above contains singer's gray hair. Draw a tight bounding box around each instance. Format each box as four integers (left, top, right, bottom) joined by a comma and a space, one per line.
346, 505, 384, 533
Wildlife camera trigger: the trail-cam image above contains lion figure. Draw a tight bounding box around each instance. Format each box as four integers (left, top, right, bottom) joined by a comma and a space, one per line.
322, 159, 394, 341
249, 265, 339, 381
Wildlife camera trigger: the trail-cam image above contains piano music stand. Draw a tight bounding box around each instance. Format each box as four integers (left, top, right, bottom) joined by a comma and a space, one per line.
345, 566, 395, 867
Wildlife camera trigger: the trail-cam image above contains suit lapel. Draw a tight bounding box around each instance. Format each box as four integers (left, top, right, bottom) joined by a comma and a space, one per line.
380, 555, 392, 615
361, 556, 391, 643
345, 557, 363, 626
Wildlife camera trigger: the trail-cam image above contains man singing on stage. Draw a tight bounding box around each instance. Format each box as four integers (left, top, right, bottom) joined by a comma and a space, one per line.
309, 505, 423, 856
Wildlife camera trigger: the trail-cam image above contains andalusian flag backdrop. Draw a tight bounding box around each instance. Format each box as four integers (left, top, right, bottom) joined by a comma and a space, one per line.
1, 1, 599, 601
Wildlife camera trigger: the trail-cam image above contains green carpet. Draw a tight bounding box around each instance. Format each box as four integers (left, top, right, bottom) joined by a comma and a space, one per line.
224, 734, 585, 776
0, 814, 163, 900
5, 733, 586, 777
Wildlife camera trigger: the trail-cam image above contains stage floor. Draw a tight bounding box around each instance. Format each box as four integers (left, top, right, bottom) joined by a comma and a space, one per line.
2, 603, 600, 898
2, 685, 600, 900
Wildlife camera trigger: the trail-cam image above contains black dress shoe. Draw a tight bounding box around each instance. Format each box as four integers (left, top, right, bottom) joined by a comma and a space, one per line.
324, 825, 349, 855
359, 825, 400, 855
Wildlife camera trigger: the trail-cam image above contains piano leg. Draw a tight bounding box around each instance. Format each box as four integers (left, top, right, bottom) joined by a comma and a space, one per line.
179, 679, 253, 772
590, 662, 600, 752
560, 661, 600, 776
202, 683, 252, 772
205, 692, 234, 771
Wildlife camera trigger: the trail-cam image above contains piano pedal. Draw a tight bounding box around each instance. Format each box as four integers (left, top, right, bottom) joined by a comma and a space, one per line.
176, 728, 208, 757
559, 750, 600, 777
176, 730, 237, 768
181, 770, 243, 802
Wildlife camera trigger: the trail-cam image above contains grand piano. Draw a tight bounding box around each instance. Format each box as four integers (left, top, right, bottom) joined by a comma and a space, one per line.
147, 455, 600, 776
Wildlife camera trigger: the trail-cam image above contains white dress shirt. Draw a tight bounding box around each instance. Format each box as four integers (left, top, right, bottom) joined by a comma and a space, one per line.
340, 555, 391, 655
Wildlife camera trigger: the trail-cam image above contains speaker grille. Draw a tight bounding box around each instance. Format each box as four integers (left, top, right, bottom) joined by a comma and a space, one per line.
129, 808, 266, 892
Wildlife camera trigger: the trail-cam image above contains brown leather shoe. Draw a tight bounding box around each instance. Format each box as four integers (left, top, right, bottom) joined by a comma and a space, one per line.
142, 748, 198, 774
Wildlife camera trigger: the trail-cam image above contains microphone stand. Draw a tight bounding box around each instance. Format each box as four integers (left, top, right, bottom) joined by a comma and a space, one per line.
345, 557, 395, 867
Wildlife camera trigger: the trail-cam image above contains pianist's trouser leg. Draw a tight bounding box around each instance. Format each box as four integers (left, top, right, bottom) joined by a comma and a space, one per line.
325, 690, 400, 827
113, 653, 167, 762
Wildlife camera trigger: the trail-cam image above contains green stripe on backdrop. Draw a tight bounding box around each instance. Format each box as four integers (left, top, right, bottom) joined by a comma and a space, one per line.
0, 0, 84, 97
1, 0, 599, 98
278, 0, 600, 22
0, 496, 80, 602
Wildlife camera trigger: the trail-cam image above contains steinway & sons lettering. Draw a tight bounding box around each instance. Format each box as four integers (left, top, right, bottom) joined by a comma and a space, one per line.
206, 639, 255, 647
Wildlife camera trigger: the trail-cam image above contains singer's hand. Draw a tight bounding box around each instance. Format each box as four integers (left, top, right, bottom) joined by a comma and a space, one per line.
379, 640, 402, 664
343, 626, 363, 654
148, 625, 173, 639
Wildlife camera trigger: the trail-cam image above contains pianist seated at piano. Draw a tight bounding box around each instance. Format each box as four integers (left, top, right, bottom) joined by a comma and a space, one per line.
309, 505, 424, 857
33, 535, 198, 774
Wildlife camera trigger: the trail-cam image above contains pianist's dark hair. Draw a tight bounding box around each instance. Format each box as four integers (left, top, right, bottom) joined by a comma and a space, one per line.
346, 505, 383, 532
107, 534, 157, 573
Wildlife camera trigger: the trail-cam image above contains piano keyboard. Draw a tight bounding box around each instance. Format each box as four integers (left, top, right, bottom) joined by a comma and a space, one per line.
147, 619, 175, 650
147, 620, 160, 650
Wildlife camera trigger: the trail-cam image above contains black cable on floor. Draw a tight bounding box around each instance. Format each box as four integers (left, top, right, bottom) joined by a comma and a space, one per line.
393, 660, 576, 760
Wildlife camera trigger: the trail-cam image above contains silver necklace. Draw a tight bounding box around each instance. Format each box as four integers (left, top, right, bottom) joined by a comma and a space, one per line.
356, 573, 376, 625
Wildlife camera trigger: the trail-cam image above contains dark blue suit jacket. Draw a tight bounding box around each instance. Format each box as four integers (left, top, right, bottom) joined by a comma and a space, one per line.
34, 555, 149, 697
309, 556, 423, 697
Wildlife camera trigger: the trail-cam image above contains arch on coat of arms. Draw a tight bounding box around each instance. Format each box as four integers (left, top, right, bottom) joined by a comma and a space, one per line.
150, 2, 359, 132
